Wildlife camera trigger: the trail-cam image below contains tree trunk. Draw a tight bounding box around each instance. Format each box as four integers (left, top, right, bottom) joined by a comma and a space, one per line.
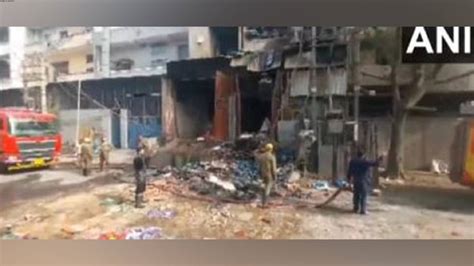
386, 107, 407, 179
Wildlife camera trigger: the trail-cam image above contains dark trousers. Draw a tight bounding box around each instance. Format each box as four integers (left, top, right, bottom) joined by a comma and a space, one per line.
135, 171, 147, 196
353, 183, 368, 214
144, 157, 151, 169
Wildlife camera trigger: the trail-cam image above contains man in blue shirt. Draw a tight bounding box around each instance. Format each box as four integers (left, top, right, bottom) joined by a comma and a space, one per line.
347, 150, 382, 215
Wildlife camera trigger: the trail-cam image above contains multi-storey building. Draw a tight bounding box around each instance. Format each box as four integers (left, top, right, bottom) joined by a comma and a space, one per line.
0, 27, 27, 91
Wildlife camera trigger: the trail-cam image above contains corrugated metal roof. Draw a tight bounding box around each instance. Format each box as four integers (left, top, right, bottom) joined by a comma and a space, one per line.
289, 70, 310, 97
289, 68, 348, 97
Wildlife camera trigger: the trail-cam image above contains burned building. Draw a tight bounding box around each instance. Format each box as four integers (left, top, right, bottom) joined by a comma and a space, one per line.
163, 27, 353, 178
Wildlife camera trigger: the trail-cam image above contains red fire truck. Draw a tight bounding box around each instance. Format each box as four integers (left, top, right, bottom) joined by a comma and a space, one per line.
0, 108, 62, 172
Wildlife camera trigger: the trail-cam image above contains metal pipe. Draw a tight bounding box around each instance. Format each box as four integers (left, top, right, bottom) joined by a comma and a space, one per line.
75, 80, 82, 145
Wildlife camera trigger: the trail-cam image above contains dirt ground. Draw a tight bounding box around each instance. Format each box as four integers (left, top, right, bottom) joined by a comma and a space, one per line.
0, 169, 473, 239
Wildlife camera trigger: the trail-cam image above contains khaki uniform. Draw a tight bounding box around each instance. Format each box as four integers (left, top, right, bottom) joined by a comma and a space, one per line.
99, 142, 112, 171
79, 142, 94, 176
254, 149, 277, 206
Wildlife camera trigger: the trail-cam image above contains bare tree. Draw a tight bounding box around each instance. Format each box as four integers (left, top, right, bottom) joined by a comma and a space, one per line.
384, 28, 474, 179
359, 27, 474, 179
383, 28, 445, 178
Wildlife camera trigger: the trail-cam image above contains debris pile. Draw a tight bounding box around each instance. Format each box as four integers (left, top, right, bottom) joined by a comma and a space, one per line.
155, 136, 298, 200
147, 135, 343, 205
125, 227, 163, 240
98, 231, 126, 240
146, 209, 177, 220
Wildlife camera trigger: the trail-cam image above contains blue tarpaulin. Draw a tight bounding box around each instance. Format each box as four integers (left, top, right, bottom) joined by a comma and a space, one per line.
128, 117, 161, 149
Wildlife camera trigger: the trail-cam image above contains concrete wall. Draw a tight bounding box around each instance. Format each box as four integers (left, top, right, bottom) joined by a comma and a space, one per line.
59, 109, 113, 146
48, 51, 90, 76
188, 27, 217, 59
373, 116, 463, 170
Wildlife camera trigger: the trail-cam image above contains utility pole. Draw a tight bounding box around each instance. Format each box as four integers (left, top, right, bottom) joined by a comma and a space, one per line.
310, 27, 320, 173
351, 28, 362, 146
40, 56, 48, 113
75, 80, 82, 145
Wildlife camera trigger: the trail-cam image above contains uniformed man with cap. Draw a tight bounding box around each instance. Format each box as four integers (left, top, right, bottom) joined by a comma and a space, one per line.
99, 137, 112, 172
79, 137, 94, 176
254, 143, 278, 208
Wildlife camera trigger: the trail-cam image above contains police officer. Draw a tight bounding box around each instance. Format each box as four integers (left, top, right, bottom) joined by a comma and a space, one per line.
346, 150, 382, 215
254, 143, 277, 208
133, 147, 147, 208
99, 137, 112, 172
79, 137, 94, 176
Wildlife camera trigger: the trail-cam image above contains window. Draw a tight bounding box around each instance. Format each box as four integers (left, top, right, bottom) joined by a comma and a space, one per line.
150, 43, 166, 56
0, 117, 4, 131
86, 54, 93, 63
8, 118, 59, 137
0, 28, 9, 43
27, 29, 42, 44
52, 61, 69, 75
151, 59, 166, 68
178, 44, 189, 60
0, 59, 10, 79
59, 30, 69, 39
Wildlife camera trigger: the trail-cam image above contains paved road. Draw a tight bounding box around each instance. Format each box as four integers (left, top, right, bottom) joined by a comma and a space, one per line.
0, 169, 123, 211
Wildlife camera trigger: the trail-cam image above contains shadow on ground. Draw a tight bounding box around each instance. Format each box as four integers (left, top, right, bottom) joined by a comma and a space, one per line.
0, 170, 122, 211
381, 184, 474, 215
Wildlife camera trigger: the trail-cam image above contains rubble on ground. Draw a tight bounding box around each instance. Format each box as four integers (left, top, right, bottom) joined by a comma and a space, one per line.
431, 159, 449, 175
146, 135, 340, 205
149, 135, 306, 202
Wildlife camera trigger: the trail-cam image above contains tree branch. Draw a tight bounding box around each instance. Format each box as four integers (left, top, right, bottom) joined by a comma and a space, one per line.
435, 69, 474, 85
402, 65, 427, 109
405, 106, 437, 112
430, 64, 444, 80
361, 71, 390, 81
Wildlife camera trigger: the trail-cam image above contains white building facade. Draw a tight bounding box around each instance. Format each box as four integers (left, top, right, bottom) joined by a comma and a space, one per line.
0, 27, 27, 91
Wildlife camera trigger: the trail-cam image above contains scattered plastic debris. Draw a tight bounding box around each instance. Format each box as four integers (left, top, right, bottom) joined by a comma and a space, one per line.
288, 170, 301, 183
125, 227, 162, 240
146, 209, 177, 219
98, 231, 125, 240
314, 180, 330, 191
334, 179, 350, 189
208, 174, 236, 191
431, 159, 449, 174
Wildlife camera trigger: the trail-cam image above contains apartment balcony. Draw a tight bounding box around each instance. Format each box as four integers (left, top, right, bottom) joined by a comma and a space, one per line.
24, 41, 46, 56
109, 66, 166, 78
106, 27, 188, 46
54, 72, 95, 83
46, 31, 93, 56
